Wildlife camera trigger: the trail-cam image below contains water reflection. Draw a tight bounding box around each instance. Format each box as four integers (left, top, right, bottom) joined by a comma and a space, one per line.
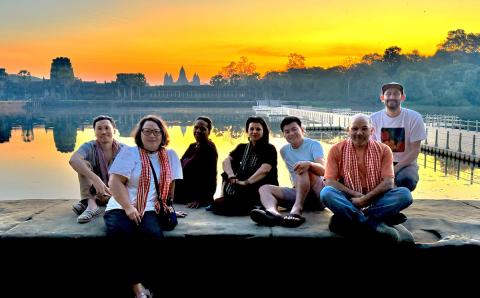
0, 105, 479, 200
0, 118, 12, 143
0, 106, 254, 152
422, 153, 480, 184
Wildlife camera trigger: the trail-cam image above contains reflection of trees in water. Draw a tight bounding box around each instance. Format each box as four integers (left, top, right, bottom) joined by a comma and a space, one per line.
0, 107, 349, 154
22, 129, 34, 142
105, 110, 254, 138
51, 115, 79, 153
0, 107, 365, 157
0, 118, 12, 143
306, 131, 347, 144
421, 153, 479, 183
230, 129, 245, 139
1, 106, 479, 184
0, 107, 256, 152
0, 115, 37, 143
212, 126, 245, 140
115, 113, 140, 137
428, 154, 472, 174
212, 128, 223, 137
21, 115, 35, 142
180, 125, 187, 136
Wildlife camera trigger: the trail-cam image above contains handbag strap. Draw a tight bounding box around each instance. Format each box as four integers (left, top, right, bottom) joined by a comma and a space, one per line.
147, 157, 166, 213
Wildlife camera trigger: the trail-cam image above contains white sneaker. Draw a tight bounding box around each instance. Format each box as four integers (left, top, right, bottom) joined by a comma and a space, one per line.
77, 207, 102, 223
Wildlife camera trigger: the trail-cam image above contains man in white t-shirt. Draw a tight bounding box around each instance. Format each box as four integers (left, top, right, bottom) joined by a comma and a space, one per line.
370, 82, 426, 191
250, 116, 326, 228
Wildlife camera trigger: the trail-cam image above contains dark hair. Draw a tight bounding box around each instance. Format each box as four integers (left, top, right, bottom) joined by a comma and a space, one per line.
280, 116, 302, 132
93, 115, 116, 129
133, 115, 170, 149
196, 116, 213, 132
245, 116, 269, 144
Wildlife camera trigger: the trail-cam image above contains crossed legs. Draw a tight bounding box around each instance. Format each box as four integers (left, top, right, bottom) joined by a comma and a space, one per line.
320, 186, 413, 229
75, 160, 108, 223
258, 171, 324, 216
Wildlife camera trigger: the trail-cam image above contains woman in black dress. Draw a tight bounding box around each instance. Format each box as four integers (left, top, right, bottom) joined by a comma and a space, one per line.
212, 116, 278, 215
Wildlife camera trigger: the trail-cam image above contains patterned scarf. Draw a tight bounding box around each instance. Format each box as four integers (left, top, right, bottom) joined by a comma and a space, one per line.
342, 139, 382, 194
224, 142, 259, 196
94, 139, 121, 185
136, 147, 171, 217
238, 142, 259, 178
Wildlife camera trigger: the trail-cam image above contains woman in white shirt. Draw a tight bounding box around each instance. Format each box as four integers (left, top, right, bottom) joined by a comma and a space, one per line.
104, 115, 182, 298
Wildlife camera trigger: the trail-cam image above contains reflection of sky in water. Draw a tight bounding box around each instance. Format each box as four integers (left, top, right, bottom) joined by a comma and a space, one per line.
0, 124, 479, 201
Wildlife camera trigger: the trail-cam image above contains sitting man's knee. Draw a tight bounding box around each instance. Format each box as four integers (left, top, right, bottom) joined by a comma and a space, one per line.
320, 186, 335, 204
295, 172, 311, 188
259, 184, 272, 195
396, 187, 413, 207
396, 176, 417, 191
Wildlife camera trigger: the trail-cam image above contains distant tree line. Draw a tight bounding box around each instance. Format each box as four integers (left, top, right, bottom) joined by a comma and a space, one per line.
2, 29, 480, 106
210, 29, 480, 107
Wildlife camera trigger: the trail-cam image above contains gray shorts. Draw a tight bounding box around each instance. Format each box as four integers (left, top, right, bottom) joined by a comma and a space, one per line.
279, 178, 325, 211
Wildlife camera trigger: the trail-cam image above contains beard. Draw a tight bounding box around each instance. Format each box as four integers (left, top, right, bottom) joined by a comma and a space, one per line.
352, 136, 368, 146
385, 99, 400, 110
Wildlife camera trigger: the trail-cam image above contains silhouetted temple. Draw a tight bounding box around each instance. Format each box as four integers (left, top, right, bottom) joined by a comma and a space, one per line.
50, 57, 74, 85
163, 66, 201, 86
0, 57, 257, 101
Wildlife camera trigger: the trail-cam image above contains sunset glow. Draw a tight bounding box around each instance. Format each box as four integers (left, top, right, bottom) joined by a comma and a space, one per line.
1, 0, 480, 84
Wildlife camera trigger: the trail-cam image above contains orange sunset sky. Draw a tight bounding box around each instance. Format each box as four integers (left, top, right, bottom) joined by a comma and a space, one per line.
1, 0, 479, 85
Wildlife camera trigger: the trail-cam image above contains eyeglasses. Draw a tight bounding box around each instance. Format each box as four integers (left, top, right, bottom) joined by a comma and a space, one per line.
141, 128, 162, 137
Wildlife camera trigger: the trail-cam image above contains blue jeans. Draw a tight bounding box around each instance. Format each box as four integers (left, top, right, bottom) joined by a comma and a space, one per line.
104, 209, 163, 284
320, 186, 413, 230
395, 163, 419, 191
104, 209, 164, 240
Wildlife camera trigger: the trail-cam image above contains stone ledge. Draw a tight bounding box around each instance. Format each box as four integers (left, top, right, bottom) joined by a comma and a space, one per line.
2, 199, 479, 296
1, 199, 479, 249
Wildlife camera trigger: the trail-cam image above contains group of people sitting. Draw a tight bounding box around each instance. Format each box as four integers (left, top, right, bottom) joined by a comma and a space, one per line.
68, 82, 425, 298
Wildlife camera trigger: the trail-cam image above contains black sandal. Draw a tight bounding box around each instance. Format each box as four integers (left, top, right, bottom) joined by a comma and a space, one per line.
250, 209, 283, 226
281, 213, 306, 228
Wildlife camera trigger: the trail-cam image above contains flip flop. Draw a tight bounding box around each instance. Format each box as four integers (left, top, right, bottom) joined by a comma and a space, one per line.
281, 213, 306, 228
250, 209, 283, 226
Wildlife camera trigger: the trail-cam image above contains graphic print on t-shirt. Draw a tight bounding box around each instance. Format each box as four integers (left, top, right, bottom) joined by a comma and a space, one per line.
380, 128, 405, 152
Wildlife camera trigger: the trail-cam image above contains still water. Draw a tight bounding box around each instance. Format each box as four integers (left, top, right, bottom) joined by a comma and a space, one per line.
0, 104, 479, 201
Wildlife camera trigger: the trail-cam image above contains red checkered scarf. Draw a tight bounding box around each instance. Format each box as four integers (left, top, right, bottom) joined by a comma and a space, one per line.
136, 147, 171, 217
342, 139, 382, 194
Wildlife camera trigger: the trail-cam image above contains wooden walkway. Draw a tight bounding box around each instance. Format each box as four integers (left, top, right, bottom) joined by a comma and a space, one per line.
254, 104, 480, 163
